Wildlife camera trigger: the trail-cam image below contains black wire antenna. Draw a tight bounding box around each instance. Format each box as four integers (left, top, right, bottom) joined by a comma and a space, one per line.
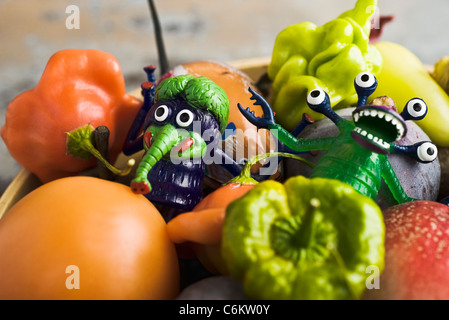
147, 0, 169, 76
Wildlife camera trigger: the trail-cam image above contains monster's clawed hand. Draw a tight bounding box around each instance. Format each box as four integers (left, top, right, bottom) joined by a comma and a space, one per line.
238, 87, 276, 129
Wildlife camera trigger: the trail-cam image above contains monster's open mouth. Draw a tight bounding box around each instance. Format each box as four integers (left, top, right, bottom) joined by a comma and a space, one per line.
351, 106, 406, 153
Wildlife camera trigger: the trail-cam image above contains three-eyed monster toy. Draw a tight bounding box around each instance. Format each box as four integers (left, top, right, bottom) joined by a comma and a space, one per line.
239, 72, 438, 204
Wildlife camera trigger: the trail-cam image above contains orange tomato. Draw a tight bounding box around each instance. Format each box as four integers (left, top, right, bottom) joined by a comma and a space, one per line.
167, 182, 255, 275
0, 176, 179, 300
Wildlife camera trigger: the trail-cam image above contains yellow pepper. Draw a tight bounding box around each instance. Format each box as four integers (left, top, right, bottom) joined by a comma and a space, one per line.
373, 41, 449, 147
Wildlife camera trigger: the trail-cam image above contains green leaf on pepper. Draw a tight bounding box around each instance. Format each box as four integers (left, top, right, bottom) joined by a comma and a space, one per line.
268, 0, 382, 131
221, 176, 385, 300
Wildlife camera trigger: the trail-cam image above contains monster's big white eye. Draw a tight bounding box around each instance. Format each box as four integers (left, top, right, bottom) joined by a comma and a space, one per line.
417, 142, 438, 162
405, 98, 427, 120
176, 109, 195, 127
154, 105, 169, 122
355, 72, 376, 88
307, 89, 326, 106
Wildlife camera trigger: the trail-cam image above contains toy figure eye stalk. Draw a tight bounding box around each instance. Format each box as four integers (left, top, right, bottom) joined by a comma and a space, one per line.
307, 89, 327, 108
417, 142, 438, 163
306, 89, 342, 125
354, 72, 378, 106
401, 98, 427, 121
355, 72, 376, 89
154, 104, 170, 122
176, 109, 195, 127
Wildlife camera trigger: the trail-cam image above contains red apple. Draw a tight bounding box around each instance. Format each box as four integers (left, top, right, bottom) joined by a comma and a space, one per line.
364, 201, 449, 300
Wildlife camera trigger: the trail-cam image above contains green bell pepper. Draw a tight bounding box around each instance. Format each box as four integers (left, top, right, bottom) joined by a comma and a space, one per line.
221, 176, 385, 300
268, 0, 382, 131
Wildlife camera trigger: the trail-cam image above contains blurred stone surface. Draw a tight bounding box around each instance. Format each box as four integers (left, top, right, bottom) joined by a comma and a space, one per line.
1, 0, 448, 195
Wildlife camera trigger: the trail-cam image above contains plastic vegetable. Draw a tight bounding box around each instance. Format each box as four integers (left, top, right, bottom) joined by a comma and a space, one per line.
221, 175, 385, 300
373, 42, 449, 147
1, 49, 142, 183
166, 152, 315, 275
124, 72, 230, 212
267, 0, 382, 131
239, 72, 438, 204
0, 176, 180, 300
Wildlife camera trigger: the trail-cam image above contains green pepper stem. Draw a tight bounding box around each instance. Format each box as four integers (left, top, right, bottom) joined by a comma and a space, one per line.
81, 138, 135, 176
228, 152, 316, 185
295, 198, 320, 250
66, 124, 135, 176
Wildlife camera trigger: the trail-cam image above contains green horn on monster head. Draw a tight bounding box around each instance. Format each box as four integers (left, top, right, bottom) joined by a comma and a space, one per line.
131, 75, 230, 195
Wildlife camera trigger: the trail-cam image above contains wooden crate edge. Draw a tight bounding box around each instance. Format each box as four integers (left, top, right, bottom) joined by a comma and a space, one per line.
0, 169, 41, 219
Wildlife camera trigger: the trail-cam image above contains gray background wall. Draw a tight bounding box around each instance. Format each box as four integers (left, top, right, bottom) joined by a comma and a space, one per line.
1, 0, 448, 194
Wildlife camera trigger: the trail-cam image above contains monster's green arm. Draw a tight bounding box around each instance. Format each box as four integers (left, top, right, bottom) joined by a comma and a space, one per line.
381, 159, 415, 204
269, 123, 335, 153
238, 87, 336, 153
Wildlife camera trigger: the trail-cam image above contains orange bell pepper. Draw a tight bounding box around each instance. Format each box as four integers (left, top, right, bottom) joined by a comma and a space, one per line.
1, 49, 142, 183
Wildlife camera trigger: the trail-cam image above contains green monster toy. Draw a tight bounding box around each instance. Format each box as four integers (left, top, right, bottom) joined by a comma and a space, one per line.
238, 72, 438, 204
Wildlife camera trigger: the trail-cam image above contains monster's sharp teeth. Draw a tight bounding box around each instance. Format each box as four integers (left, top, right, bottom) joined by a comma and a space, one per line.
398, 126, 405, 138
361, 130, 367, 136
368, 133, 374, 140
370, 110, 378, 117
354, 113, 360, 122
392, 118, 399, 126
373, 136, 379, 143
385, 114, 393, 122
377, 111, 385, 119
